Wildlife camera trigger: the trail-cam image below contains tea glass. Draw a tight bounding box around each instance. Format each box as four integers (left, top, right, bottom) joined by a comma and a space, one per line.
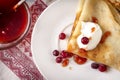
0, 2, 31, 49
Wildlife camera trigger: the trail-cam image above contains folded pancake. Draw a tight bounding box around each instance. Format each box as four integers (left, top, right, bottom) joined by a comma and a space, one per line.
108, 0, 120, 11
67, 0, 120, 70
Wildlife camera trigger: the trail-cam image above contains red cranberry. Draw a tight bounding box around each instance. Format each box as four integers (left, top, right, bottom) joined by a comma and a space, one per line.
98, 64, 107, 72
91, 63, 99, 69
81, 37, 89, 44
56, 57, 63, 63
59, 33, 66, 40
60, 50, 68, 58
67, 52, 74, 58
53, 50, 59, 56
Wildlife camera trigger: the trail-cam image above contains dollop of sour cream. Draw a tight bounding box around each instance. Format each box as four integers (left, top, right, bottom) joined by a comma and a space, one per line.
77, 21, 102, 50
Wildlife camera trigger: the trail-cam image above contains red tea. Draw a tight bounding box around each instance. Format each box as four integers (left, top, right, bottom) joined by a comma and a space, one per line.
0, 0, 19, 13
0, 3, 29, 43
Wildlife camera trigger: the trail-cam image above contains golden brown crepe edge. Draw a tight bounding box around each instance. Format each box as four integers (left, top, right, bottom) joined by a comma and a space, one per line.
68, 0, 85, 41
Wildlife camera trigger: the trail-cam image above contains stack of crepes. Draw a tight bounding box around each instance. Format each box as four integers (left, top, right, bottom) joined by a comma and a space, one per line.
67, 0, 120, 71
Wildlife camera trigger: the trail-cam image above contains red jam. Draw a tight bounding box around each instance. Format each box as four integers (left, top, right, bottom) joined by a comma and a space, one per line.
92, 17, 98, 23
91, 27, 95, 33
73, 55, 87, 64
100, 31, 111, 43
79, 48, 87, 57
62, 59, 69, 67
0, 4, 28, 43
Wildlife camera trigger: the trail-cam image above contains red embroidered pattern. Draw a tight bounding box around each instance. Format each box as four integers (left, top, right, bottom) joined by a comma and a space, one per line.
0, 0, 47, 80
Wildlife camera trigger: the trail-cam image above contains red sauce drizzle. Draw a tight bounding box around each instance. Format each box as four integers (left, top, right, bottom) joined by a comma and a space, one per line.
92, 17, 98, 23
100, 31, 111, 43
91, 27, 95, 32
73, 55, 87, 64
62, 59, 69, 67
79, 48, 87, 57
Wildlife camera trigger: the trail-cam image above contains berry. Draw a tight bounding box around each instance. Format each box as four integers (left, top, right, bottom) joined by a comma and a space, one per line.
59, 33, 66, 40
81, 37, 89, 44
98, 64, 107, 72
56, 57, 63, 63
53, 50, 59, 56
91, 63, 99, 69
92, 17, 98, 23
60, 50, 68, 58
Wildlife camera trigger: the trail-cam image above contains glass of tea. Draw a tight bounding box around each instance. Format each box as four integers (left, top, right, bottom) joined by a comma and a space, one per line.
0, 0, 31, 49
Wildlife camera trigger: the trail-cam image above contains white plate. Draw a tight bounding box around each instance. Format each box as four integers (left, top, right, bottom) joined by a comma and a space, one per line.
31, 0, 120, 80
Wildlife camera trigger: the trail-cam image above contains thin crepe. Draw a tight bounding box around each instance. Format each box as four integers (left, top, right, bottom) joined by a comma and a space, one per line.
108, 0, 120, 11
67, 0, 120, 70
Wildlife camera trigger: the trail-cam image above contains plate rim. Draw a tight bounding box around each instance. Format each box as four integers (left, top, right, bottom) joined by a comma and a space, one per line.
31, 0, 120, 80
31, 0, 62, 79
